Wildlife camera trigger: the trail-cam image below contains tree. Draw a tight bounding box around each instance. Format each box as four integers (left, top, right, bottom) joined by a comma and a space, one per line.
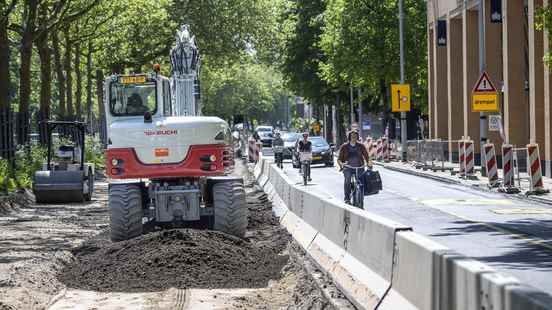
280, 0, 331, 105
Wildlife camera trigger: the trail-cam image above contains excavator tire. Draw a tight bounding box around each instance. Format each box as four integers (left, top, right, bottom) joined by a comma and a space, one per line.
213, 180, 248, 238
109, 184, 143, 242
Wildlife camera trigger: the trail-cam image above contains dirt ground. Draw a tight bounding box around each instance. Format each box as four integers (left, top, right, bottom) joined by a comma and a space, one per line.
0, 161, 348, 309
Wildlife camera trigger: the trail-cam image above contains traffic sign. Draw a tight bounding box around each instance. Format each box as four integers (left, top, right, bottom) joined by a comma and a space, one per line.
391, 84, 411, 112
488, 115, 501, 131
473, 72, 497, 92
472, 72, 499, 112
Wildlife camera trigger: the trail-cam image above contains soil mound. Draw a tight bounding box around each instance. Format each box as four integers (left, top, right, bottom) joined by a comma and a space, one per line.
59, 228, 288, 292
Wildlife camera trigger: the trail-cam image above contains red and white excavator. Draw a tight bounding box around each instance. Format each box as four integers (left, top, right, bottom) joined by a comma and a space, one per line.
104, 25, 247, 241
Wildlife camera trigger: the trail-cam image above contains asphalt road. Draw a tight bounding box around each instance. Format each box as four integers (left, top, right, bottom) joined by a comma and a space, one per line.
263, 148, 552, 295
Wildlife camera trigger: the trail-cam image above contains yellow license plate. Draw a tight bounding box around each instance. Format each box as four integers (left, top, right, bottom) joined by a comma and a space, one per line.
313, 156, 322, 160
120, 75, 146, 84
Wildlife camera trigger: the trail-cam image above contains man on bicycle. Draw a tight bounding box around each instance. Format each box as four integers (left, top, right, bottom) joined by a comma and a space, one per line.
296, 132, 312, 181
337, 130, 371, 204
272, 131, 284, 166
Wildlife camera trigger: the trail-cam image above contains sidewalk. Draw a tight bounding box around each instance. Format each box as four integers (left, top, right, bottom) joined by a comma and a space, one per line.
376, 159, 552, 205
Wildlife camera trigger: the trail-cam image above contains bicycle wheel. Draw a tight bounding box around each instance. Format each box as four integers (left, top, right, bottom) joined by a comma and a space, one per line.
303, 163, 308, 185
356, 184, 364, 209
351, 178, 357, 206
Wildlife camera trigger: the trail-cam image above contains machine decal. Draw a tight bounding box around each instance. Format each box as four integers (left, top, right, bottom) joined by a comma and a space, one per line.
144, 129, 178, 136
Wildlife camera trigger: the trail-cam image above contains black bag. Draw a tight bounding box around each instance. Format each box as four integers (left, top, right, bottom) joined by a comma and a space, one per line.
361, 170, 382, 195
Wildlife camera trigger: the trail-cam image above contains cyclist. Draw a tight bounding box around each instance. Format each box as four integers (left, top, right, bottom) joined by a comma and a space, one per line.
337, 130, 371, 204
296, 132, 312, 181
272, 131, 284, 167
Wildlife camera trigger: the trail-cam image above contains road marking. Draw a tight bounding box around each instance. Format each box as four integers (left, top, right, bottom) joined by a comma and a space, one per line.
416, 198, 514, 206
491, 208, 552, 215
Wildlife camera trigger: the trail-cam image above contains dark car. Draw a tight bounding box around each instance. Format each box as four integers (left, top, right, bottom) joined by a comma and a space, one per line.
292, 136, 334, 167
255, 126, 273, 147
282, 132, 301, 159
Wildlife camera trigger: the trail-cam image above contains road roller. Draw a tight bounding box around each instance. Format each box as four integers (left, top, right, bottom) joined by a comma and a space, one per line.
33, 121, 95, 203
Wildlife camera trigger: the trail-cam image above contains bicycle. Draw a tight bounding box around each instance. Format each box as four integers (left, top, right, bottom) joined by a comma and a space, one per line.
342, 164, 369, 209
299, 152, 312, 186
273, 145, 284, 169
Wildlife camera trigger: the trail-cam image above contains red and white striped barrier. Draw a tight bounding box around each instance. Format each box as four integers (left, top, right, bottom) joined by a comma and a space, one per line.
527, 144, 545, 193
502, 144, 514, 188
364, 138, 373, 159
458, 140, 466, 176
382, 137, 390, 162
483, 143, 499, 187
464, 140, 475, 177
248, 138, 261, 163
376, 139, 383, 160
255, 142, 262, 163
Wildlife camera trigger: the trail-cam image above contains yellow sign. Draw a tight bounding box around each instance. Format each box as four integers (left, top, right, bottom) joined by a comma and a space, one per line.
472, 92, 499, 112
391, 84, 411, 112
120, 75, 147, 84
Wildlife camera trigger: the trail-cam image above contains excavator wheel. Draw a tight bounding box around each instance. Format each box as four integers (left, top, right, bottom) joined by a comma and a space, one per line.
109, 184, 144, 242
213, 180, 248, 238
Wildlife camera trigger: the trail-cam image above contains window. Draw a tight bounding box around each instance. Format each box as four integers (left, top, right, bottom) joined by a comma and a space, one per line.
109, 82, 157, 116
163, 80, 172, 116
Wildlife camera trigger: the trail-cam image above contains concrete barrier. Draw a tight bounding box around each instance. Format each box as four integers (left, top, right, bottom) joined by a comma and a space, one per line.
254, 157, 552, 310
505, 284, 552, 310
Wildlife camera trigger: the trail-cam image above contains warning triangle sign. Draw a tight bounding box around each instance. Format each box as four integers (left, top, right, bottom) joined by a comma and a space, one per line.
473, 71, 497, 93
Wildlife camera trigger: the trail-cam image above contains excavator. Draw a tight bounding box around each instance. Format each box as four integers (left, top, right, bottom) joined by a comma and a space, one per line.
104, 25, 247, 241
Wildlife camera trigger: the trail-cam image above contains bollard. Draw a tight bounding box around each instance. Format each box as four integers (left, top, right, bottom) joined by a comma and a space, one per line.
483, 143, 499, 187
464, 140, 476, 179
527, 144, 548, 194
458, 140, 466, 177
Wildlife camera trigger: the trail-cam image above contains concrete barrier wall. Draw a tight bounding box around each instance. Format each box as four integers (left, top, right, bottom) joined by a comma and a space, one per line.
254, 158, 552, 310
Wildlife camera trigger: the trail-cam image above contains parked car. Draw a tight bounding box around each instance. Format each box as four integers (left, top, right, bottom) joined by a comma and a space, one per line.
282, 132, 301, 159
292, 136, 334, 167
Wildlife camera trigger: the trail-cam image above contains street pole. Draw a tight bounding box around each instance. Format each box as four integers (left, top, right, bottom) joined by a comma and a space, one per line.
358, 88, 363, 140
350, 84, 354, 129
478, 0, 488, 176
399, 0, 407, 161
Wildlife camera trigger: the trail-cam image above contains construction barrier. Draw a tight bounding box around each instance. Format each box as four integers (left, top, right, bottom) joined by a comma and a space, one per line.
464, 140, 475, 178
370, 140, 377, 159
248, 138, 257, 163
527, 144, 546, 193
376, 138, 383, 161
254, 157, 552, 310
484, 143, 499, 187
458, 140, 466, 176
502, 144, 515, 189
382, 137, 390, 162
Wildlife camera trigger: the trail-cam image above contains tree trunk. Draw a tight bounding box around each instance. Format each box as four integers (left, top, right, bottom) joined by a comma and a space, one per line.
18, 0, 39, 145
0, 0, 10, 111
86, 41, 93, 128
0, 0, 12, 161
64, 26, 73, 120
36, 27, 52, 146
52, 31, 66, 118
74, 35, 82, 120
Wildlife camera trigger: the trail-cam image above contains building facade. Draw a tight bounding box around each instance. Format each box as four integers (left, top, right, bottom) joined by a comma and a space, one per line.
427, 0, 552, 175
